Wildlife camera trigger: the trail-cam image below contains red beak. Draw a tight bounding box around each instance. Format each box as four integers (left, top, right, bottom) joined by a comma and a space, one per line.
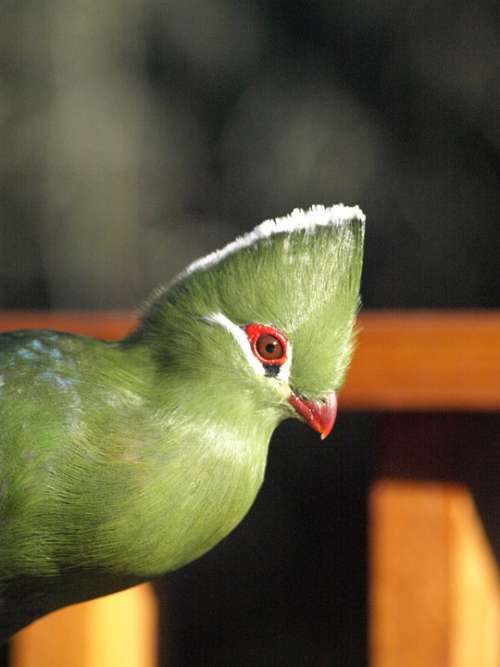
287, 392, 337, 440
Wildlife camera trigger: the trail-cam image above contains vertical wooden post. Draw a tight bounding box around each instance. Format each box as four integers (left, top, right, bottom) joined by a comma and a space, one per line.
370, 415, 500, 667
9, 584, 158, 667
370, 481, 499, 667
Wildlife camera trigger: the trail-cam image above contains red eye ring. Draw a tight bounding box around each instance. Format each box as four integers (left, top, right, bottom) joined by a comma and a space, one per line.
244, 323, 288, 366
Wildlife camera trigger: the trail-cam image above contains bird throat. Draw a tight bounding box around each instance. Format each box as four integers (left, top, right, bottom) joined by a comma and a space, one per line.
101, 415, 274, 579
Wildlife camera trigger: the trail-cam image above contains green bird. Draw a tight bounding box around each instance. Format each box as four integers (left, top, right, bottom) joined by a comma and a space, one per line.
0, 204, 365, 640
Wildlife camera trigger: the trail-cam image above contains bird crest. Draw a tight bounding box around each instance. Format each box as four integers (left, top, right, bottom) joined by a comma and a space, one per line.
140, 204, 365, 400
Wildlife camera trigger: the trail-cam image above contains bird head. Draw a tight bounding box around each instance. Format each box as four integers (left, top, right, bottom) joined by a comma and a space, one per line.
137, 205, 365, 439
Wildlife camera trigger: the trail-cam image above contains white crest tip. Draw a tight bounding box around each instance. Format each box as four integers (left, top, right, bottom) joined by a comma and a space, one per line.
255, 204, 365, 238
174, 203, 365, 284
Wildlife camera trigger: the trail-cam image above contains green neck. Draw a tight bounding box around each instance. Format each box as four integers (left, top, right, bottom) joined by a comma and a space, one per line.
74, 340, 279, 578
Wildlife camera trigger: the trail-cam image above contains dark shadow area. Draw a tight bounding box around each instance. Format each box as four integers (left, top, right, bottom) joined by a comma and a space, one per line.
1, 3, 499, 312
378, 413, 500, 564
155, 413, 375, 667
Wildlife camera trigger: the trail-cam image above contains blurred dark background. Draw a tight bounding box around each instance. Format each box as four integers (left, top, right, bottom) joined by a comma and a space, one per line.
2, 1, 499, 311
1, 1, 499, 666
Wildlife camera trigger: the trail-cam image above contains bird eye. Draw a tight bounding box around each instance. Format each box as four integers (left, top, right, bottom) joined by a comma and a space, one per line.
244, 323, 288, 366
256, 334, 284, 361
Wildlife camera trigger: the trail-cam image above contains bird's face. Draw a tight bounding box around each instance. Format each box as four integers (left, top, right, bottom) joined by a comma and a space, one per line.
203, 312, 337, 439
143, 205, 365, 439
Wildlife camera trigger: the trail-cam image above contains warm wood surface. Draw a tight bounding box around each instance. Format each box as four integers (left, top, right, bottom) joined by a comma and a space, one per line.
372, 414, 500, 667
343, 311, 500, 411
0, 311, 136, 341
1, 309, 499, 411
10, 584, 158, 667
370, 481, 500, 667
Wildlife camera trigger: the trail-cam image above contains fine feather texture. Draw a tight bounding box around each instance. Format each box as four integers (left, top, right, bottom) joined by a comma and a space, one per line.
173, 204, 365, 284
140, 204, 365, 397
0, 204, 365, 640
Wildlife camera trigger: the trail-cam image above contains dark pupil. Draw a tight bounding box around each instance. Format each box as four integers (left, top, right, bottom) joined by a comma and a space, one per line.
257, 334, 283, 360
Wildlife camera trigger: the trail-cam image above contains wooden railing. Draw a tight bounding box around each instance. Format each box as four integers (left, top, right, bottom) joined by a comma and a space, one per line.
4, 310, 500, 667
2, 309, 498, 410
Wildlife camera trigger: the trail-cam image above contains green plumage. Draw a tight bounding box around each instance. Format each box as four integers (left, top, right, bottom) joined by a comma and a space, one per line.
0, 205, 364, 640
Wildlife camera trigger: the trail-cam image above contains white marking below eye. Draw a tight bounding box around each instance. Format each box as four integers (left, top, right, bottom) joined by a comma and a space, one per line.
204, 312, 292, 383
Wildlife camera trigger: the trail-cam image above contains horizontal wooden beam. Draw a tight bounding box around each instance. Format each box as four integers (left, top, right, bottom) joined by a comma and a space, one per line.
342, 311, 500, 411
0, 310, 499, 411
0, 311, 135, 341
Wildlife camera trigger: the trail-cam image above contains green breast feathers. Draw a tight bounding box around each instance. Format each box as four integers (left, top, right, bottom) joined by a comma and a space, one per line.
0, 204, 365, 639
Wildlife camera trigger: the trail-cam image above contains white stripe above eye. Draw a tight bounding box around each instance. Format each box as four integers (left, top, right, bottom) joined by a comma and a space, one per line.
204, 312, 264, 376
203, 312, 292, 382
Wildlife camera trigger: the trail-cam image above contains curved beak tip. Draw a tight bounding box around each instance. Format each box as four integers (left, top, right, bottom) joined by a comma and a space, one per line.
288, 391, 338, 440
